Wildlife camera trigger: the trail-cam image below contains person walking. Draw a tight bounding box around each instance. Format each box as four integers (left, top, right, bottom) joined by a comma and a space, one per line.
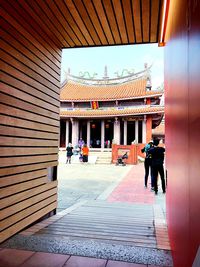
148, 139, 166, 195
78, 138, 84, 149
82, 144, 89, 163
141, 141, 154, 190
66, 143, 73, 164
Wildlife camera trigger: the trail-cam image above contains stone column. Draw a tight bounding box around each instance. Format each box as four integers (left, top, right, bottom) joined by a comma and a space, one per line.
87, 120, 91, 147
79, 124, 82, 139
101, 120, 105, 149
114, 117, 120, 145
71, 119, 79, 146
142, 116, 147, 143
65, 120, 69, 147
123, 120, 127, 145
135, 120, 139, 143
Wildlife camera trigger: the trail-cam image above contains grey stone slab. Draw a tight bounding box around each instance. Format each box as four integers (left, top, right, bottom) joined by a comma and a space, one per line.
1, 235, 173, 267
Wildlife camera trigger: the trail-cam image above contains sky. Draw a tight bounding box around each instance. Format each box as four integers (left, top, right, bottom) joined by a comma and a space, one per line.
61, 43, 164, 89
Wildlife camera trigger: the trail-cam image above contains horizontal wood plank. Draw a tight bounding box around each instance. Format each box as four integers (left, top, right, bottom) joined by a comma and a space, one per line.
0, 91, 59, 121
0, 154, 58, 168
0, 23, 60, 80
1, 1, 60, 243
0, 60, 60, 103
0, 115, 59, 133
0, 176, 48, 199
0, 147, 59, 157
0, 125, 58, 140
0, 185, 57, 220
47, 0, 82, 46
0, 103, 59, 127
16, 0, 63, 52
0, 202, 57, 243
1, 39, 60, 86
0, 79, 59, 114
0, 181, 57, 209
33, 0, 71, 47
8, 0, 62, 61
0, 169, 47, 188
0, 136, 58, 147
1, 5, 61, 72
0, 50, 60, 94
0, 162, 58, 177
0, 194, 57, 231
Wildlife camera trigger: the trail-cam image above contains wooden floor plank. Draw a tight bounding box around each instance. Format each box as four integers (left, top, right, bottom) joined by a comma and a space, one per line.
33, 200, 158, 249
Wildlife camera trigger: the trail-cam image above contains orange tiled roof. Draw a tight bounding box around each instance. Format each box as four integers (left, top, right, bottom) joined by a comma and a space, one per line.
60, 106, 164, 118
60, 79, 163, 101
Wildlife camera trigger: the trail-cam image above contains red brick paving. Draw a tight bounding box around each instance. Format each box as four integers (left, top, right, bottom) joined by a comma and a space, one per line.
63, 255, 107, 267
108, 164, 155, 204
0, 249, 150, 267
20, 251, 70, 267
0, 248, 34, 267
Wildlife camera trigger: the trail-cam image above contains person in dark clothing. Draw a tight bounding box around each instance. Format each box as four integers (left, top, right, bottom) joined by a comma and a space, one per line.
66, 143, 73, 164
141, 141, 154, 190
148, 139, 166, 195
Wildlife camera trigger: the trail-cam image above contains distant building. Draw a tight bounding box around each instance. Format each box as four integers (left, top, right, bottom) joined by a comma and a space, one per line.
60, 67, 164, 148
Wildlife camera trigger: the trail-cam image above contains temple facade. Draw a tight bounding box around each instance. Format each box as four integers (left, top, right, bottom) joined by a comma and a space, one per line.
60, 67, 164, 148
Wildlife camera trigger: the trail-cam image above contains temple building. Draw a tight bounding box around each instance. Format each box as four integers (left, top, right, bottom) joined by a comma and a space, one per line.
60, 66, 164, 148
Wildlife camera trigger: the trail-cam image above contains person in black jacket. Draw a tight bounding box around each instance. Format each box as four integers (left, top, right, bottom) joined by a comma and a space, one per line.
141, 141, 154, 190
148, 139, 166, 195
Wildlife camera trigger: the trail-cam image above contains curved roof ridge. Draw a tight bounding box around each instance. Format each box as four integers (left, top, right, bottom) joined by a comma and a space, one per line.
61, 65, 152, 87
60, 77, 163, 102
65, 77, 146, 87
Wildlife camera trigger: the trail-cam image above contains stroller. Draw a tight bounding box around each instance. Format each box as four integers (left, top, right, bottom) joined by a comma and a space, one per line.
116, 152, 128, 166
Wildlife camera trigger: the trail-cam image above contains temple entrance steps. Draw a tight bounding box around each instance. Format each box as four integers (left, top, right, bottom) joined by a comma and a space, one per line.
89, 148, 112, 164
59, 148, 112, 164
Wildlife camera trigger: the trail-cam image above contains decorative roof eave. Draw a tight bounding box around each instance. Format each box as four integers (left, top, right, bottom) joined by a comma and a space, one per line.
62, 65, 152, 86
60, 107, 164, 119
60, 92, 163, 102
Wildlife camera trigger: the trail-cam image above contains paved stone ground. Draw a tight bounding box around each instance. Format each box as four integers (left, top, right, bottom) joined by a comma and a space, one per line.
57, 160, 166, 216
1, 160, 172, 266
57, 161, 132, 212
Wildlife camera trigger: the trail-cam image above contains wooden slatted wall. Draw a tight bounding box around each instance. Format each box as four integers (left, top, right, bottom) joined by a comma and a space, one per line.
0, 1, 61, 242
0, 0, 164, 243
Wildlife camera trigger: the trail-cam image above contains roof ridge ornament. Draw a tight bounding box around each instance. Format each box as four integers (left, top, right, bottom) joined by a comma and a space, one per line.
103, 65, 109, 80
144, 63, 152, 91
79, 71, 98, 79
63, 65, 153, 86
114, 69, 135, 78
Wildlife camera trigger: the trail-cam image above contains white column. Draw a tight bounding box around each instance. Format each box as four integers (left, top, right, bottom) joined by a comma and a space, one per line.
65, 120, 69, 147
142, 116, 147, 143
101, 120, 105, 149
135, 120, 139, 144
114, 118, 120, 145
123, 120, 127, 145
79, 125, 82, 139
71, 119, 79, 146
87, 120, 90, 147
